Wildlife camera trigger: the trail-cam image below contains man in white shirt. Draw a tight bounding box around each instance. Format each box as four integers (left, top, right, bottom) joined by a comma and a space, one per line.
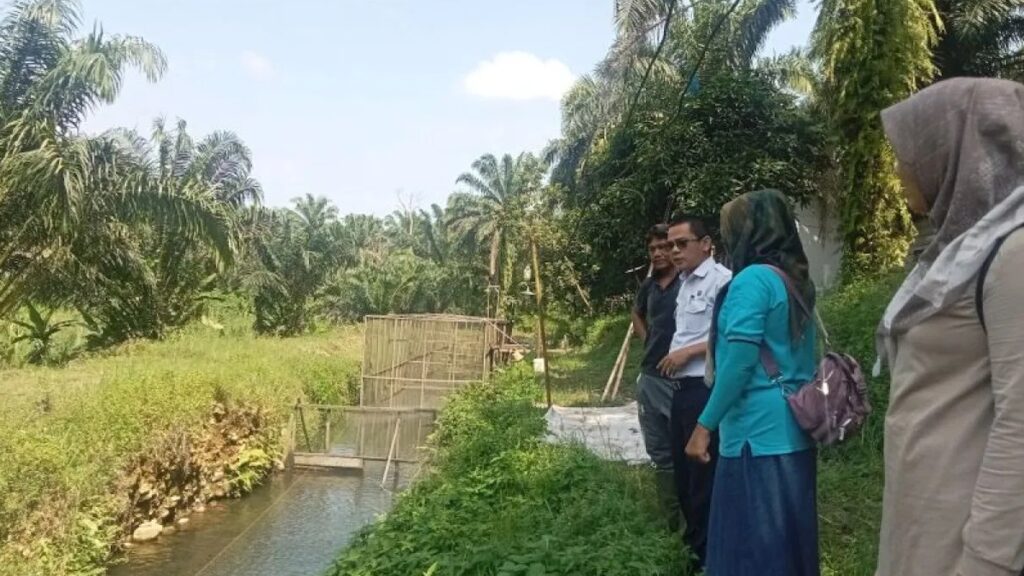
656, 216, 731, 570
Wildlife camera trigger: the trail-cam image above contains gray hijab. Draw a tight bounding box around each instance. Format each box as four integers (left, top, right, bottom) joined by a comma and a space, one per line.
877, 77, 1024, 364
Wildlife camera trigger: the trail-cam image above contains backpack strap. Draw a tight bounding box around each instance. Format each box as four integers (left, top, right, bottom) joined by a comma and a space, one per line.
976, 224, 1024, 333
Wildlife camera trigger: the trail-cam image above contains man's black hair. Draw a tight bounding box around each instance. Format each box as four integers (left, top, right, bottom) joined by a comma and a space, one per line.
668, 215, 710, 239
645, 223, 670, 245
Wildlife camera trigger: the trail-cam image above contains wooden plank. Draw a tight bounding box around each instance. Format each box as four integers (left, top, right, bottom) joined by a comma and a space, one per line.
293, 453, 365, 470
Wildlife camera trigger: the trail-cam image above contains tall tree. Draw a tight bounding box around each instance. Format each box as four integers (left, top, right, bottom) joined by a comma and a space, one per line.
812, 0, 939, 277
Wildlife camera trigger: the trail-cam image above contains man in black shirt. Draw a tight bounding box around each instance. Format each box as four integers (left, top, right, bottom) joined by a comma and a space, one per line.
631, 224, 682, 531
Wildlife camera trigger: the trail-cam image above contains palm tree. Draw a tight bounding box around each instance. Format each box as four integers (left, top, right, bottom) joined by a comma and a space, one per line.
547, 0, 800, 191
609, 0, 798, 117
38, 119, 258, 344
448, 153, 543, 308
247, 197, 346, 335
418, 204, 453, 265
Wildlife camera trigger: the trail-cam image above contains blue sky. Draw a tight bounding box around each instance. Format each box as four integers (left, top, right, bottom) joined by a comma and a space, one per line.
80, 0, 818, 216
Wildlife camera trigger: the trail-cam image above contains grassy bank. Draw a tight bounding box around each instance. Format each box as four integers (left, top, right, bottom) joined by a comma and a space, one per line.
330, 365, 689, 576
0, 323, 363, 576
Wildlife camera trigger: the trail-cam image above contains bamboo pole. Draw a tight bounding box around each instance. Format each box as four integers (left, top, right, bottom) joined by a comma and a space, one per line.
608, 335, 633, 400
381, 416, 402, 486
296, 401, 312, 452
531, 234, 553, 408
389, 318, 399, 408
419, 325, 428, 408
601, 326, 634, 402
324, 416, 331, 454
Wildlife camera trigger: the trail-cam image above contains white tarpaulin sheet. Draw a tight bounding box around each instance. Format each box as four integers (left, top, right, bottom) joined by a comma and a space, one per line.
544, 402, 649, 464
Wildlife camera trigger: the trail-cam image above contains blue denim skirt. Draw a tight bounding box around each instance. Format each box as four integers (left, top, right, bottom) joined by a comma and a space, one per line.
706, 445, 819, 576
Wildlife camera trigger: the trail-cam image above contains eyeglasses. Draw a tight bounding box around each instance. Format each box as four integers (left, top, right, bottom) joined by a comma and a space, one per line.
668, 237, 703, 250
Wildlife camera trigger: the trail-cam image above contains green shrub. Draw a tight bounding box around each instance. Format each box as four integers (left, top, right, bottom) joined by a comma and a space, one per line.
330, 366, 688, 576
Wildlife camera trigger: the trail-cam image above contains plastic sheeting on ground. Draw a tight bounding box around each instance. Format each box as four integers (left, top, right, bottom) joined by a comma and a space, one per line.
544, 402, 649, 465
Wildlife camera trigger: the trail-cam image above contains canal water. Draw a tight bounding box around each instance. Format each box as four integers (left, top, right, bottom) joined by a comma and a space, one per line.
111, 404, 436, 575
109, 459, 415, 575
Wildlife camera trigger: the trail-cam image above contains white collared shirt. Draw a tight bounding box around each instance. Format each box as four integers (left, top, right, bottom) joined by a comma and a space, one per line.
670, 256, 732, 378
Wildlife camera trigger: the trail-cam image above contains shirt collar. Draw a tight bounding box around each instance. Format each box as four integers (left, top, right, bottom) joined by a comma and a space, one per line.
685, 256, 716, 280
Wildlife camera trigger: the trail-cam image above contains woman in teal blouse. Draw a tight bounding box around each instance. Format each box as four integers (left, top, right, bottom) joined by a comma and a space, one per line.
685, 189, 820, 576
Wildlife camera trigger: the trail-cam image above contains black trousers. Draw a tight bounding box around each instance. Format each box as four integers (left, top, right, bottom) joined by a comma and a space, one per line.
670, 376, 719, 568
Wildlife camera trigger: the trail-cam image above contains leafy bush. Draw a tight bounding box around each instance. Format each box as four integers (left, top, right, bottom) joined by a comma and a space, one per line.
330, 365, 688, 576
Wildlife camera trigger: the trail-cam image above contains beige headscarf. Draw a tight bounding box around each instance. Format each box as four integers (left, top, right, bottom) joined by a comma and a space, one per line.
876, 77, 1024, 371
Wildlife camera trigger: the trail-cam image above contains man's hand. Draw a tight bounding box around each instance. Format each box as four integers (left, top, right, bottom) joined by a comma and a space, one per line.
686, 425, 712, 464
656, 348, 690, 377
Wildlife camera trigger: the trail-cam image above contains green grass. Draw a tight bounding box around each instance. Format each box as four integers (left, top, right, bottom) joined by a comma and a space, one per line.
0, 322, 363, 576
329, 365, 689, 576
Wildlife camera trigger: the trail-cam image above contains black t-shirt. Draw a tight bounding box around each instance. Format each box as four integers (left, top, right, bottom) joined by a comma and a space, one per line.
634, 275, 680, 376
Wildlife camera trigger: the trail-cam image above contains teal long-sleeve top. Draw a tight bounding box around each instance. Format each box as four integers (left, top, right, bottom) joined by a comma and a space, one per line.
697, 265, 816, 457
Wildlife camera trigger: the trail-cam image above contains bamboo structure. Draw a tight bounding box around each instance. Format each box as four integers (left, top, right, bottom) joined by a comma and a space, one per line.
360, 314, 518, 410
292, 314, 524, 470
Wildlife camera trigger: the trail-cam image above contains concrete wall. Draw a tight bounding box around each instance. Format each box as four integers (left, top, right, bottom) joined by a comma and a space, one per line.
795, 203, 842, 292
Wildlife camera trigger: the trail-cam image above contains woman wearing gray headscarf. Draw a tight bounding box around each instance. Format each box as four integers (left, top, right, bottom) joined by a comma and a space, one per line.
877, 78, 1024, 576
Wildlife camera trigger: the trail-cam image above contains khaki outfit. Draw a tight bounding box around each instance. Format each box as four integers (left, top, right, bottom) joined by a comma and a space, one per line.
879, 230, 1024, 576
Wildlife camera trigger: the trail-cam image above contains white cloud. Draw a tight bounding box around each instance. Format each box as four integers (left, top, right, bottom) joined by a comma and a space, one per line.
240, 50, 275, 80
463, 51, 575, 102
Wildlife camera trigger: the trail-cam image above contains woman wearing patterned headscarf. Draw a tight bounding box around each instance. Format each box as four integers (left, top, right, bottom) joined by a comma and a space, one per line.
876, 78, 1024, 576
685, 189, 819, 575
